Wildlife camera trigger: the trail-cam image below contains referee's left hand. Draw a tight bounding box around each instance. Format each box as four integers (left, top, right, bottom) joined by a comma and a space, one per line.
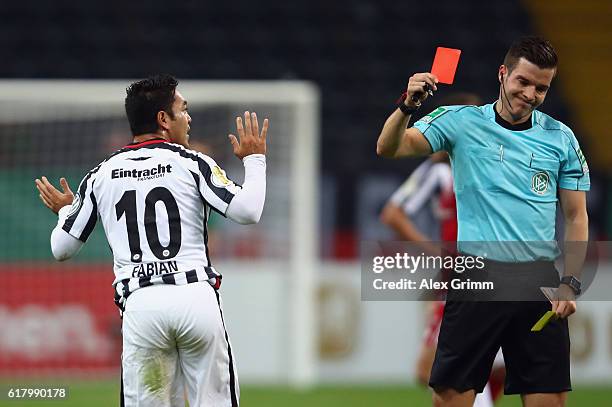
35, 176, 74, 214
551, 284, 577, 318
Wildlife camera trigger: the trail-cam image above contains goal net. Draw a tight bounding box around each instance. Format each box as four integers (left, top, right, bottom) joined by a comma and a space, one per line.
0, 80, 319, 386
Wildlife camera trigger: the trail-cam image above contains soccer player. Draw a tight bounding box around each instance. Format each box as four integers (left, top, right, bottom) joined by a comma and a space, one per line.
376, 36, 589, 407
381, 151, 454, 249
35, 74, 267, 407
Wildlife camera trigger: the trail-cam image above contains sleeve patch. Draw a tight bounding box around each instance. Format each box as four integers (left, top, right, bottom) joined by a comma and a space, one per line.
211, 165, 233, 188
66, 192, 83, 218
419, 107, 449, 124
576, 147, 589, 173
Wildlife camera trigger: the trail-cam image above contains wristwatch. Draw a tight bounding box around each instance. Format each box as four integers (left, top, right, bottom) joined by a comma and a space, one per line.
398, 101, 420, 115
560, 276, 581, 296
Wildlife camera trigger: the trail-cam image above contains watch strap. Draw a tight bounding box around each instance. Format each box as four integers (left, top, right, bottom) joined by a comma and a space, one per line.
560, 276, 581, 295
396, 92, 420, 115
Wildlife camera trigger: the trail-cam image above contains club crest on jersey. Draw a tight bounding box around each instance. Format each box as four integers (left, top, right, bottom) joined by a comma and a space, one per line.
531, 171, 549, 195
419, 107, 448, 124
211, 165, 232, 187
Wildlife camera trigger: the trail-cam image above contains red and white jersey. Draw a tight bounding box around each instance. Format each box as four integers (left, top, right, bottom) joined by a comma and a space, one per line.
389, 159, 454, 240
60, 138, 240, 308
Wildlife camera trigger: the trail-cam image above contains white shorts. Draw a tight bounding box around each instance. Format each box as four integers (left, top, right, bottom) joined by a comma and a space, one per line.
121, 282, 239, 406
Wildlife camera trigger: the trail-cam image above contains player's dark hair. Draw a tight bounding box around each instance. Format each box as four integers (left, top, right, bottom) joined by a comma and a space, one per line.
125, 74, 179, 136
504, 36, 558, 73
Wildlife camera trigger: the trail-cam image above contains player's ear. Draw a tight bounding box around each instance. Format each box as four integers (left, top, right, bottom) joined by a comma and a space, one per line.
157, 110, 170, 131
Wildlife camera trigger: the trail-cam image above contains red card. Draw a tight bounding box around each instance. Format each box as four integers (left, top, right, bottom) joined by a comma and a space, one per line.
430, 47, 462, 84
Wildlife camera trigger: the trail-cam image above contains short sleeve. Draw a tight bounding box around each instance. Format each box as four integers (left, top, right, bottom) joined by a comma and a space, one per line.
195, 153, 242, 216
62, 170, 99, 242
413, 106, 457, 154
558, 128, 590, 191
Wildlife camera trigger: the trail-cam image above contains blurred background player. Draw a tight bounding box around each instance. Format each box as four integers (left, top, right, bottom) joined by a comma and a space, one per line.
380, 93, 505, 407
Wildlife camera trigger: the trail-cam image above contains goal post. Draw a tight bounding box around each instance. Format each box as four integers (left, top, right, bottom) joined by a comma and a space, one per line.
0, 80, 320, 387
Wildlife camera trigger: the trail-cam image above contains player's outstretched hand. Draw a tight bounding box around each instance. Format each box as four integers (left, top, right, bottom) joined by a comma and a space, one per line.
405, 73, 439, 108
35, 176, 74, 214
228, 111, 268, 160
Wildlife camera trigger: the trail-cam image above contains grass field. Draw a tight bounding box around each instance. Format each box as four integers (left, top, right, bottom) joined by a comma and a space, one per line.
1, 381, 612, 406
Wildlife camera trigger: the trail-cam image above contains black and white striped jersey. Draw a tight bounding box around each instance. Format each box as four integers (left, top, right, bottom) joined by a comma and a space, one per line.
61, 139, 240, 307
388, 159, 453, 240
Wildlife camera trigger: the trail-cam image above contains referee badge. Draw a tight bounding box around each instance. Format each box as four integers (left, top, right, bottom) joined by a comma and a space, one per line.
531, 171, 549, 195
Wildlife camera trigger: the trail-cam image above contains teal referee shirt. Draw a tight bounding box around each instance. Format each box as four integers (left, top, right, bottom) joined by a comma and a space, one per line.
414, 102, 590, 261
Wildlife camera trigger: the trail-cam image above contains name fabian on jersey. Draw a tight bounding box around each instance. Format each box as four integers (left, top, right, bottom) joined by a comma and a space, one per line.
112, 164, 172, 181
132, 260, 178, 277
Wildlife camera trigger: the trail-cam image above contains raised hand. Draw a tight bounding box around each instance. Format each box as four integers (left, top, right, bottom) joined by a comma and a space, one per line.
228, 111, 268, 160
405, 73, 439, 108
35, 176, 75, 214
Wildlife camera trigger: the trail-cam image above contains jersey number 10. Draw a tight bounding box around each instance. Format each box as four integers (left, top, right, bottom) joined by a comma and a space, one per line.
115, 187, 182, 262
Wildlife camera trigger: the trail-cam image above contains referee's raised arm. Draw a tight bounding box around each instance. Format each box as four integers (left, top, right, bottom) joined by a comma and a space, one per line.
376, 72, 437, 158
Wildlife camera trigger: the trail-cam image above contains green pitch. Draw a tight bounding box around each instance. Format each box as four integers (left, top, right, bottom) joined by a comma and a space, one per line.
1, 381, 611, 406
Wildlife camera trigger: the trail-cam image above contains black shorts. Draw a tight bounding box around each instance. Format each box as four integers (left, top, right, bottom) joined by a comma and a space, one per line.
429, 260, 571, 395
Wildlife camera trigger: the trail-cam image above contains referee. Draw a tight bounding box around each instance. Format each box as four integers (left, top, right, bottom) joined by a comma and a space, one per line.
377, 36, 589, 407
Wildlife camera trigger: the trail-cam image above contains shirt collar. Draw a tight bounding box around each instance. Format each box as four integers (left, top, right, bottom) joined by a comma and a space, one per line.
484, 102, 534, 131
124, 138, 167, 149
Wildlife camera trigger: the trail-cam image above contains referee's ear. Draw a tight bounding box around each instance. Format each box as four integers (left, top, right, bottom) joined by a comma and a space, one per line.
498, 65, 506, 83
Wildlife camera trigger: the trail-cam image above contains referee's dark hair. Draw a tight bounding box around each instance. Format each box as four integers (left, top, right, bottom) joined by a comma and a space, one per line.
125, 74, 179, 136
503, 36, 558, 72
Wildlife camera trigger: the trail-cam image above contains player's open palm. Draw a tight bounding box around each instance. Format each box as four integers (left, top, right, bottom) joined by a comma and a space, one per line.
35, 176, 75, 214
228, 111, 268, 160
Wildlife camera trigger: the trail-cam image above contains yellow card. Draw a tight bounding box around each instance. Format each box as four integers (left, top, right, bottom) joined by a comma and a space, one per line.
531, 311, 558, 332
